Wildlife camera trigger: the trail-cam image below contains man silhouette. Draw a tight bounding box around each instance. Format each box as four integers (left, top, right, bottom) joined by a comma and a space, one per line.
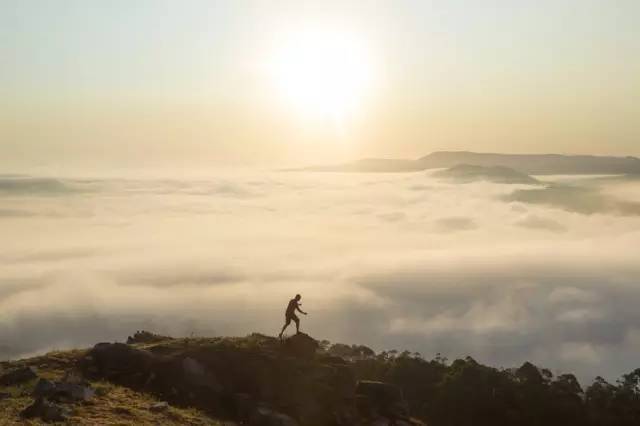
279, 294, 307, 338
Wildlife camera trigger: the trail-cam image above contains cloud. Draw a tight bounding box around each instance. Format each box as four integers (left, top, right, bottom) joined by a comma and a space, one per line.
1, 171, 640, 385
434, 216, 477, 232
0, 177, 77, 195
112, 267, 243, 288
560, 342, 603, 364
515, 215, 567, 232
378, 212, 406, 222
0, 277, 50, 299
549, 287, 598, 304
0, 247, 103, 264
504, 184, 640, 215
0, 209, 37, 218
349, 247, 640, 379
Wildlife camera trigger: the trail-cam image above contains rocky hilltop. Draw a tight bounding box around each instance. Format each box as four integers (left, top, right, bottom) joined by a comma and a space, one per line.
3, 331, 640, 425
0, 332, 423, 425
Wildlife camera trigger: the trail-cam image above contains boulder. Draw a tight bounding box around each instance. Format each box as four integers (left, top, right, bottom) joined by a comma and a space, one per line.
83, 342, 154, 385
369, 418, 425, 426
21, 397, 71, 422
182, 356, 223, 391
250, 406, 299, 426
55, 382, 95, 402
281, 333, 319, 359
328, 364, 356, 398
0, 366, 37, 385
232, 392, 255, 421
33, 377, 95, 402
33, 378, 57, 397
62, 369, 85, 384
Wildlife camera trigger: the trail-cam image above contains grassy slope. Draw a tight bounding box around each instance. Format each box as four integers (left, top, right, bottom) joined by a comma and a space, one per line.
0, 346, 223, 425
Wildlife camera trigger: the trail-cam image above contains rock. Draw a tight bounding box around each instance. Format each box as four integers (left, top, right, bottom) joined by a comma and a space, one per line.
182, 357, 222, 391
81, 334, 419, 425
0, 392, 11, 400
250, 406, 299, 426
233, 392, 255, 421
0, 366, 37, 385
62, 369, 85, 384
33, 377, 95, 402
21, 397, 71, 422
369, 418, 424, 426
33, 378, 57, 397
149, 401, 169, 412
83, 342, 154, 385
56, 382, 95, 402
355, 394, 376, 419
328, 364, 356, 398
127, 330, 173, 345
282, 333, 319, 359
370, 417, 392, 426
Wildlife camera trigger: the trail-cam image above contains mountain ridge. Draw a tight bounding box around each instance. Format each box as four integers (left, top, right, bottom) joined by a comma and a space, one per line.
303, 151, 640, 175
433, 164, 540, 184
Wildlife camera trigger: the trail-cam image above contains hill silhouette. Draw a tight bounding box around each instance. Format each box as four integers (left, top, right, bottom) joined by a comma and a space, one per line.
2, 331, 640, 425
303, 151, 640, 175
433, 164, 540, 184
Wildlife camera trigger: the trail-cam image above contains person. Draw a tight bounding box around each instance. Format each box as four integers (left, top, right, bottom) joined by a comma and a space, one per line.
279, 294, 307, 338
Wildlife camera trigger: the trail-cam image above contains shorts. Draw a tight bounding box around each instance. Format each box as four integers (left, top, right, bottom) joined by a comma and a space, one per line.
285, 314, 299, 325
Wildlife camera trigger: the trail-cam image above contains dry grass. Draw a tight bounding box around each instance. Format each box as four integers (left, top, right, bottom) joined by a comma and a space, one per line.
0, 349, 224, 425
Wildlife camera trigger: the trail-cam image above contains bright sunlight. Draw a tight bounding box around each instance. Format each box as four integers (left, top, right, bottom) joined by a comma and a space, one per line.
268, 29, 376, 122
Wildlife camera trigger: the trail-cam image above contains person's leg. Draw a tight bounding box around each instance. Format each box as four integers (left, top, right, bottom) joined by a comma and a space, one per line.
279, 317, 291, 338
294, 316, 300, 334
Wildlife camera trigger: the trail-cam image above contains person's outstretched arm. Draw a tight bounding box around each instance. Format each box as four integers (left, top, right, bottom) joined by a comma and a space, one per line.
296, 303, 308, 315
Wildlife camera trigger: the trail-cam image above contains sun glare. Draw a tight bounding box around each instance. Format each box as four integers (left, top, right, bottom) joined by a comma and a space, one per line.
269, 29, 376, 122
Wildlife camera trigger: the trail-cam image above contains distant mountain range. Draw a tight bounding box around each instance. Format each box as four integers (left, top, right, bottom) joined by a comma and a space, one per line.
433, 164, 540, 184
303, 151, 640, 175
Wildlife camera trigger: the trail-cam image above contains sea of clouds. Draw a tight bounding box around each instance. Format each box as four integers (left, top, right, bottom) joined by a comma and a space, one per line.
1, 170, 640, 384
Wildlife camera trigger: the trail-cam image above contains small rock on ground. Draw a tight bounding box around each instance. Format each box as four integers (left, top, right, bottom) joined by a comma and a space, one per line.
149, 401, 169, 412
0, 366, 38, 385
21, 397, 71, 422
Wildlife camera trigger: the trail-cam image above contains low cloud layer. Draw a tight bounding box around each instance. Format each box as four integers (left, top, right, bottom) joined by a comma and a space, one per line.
505, 183, 640, 216
1, 171, 640, 384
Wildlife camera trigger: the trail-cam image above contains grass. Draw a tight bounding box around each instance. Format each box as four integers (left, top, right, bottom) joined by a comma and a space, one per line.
0, 348, 224, 425
140, 333, 281, 354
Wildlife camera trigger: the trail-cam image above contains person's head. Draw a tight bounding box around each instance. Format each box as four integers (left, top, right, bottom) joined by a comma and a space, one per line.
295, 294, 301, 301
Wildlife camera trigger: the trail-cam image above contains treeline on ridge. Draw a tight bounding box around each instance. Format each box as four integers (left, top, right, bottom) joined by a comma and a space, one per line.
321, 340, 640, 426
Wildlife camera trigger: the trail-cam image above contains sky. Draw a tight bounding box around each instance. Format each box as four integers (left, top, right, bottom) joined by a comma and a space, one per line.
2, 0, 640, 385
1, 0, 639, 173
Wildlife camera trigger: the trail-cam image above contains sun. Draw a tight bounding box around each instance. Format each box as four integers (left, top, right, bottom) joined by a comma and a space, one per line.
268, 29, 376, 122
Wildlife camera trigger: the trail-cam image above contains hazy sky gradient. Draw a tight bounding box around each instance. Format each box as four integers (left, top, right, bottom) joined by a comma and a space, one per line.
2, 0, 639, 172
